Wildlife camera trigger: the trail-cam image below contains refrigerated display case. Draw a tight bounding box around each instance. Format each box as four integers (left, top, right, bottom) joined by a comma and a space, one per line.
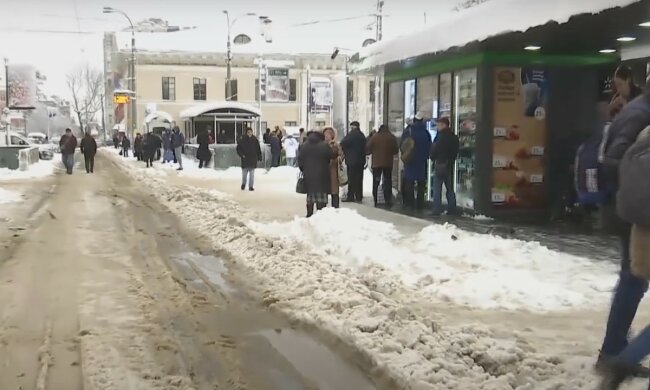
454, 69, 478, 210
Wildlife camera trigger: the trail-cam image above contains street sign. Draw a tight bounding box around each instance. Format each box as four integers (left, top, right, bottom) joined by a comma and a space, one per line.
113, 95, 129, 104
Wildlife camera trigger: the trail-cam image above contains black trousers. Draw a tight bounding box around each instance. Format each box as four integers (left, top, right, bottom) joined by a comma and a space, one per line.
84, 154, 95, 173
346, 165, 364, 201
144, 150, 155, 167
402, 179, 426, 209
372, 167, 393, 205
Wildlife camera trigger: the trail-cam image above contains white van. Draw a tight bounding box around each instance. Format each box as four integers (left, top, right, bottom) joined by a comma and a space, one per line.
0, 131, 54, 160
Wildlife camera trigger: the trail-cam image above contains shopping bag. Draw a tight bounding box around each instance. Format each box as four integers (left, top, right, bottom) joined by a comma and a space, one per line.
296, 172, 307, 194
631, 224, 650, 280
338, 159, 349, 187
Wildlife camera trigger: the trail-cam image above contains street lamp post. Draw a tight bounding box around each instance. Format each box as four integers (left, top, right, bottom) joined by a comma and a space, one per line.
223, 11, 256, 101
332, 47, 353, 134
103, 7, 136, 138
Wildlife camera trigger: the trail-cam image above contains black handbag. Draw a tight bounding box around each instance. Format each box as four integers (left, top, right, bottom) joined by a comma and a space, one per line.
296, 172, 307, 194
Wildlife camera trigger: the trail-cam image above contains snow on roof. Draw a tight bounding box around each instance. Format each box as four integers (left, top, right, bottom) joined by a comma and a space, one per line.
354, 0, 642, 71
180, 102, 262, 119
144, 111, 173, 124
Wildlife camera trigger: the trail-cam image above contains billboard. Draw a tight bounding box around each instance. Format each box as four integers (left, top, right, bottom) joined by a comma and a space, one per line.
265, 68, 289, 102
7, 64, 37, 109
310, 79, 333, 113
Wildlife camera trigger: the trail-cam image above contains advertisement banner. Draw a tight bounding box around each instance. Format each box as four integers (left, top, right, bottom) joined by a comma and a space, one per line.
265, 68, 289, 102
7, 64, 37, 109
491, 67, 547, 209
310, 80, 333, 113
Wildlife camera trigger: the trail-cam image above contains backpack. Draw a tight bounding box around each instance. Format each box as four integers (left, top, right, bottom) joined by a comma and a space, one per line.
400, 126, 415, 164
617, 127, 650, 226
574, 122, 613, 205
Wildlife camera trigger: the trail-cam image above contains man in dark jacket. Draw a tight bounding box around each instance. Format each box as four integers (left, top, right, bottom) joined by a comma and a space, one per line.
269, 129, 282, 167
299, 131, 335, 217
163, 129, 173, 163
367, 124, 398, 207
80, 132, 97, 174
172, 126, 185, 171
402, 113, 432, 209
596, 90, 650, 379
341, 121, 367, 202
236, 128, 262, 191
263, 128, 272, 144
59, 128, 78, 175
121, 134, 131, 158
196, 128, 212, 169
430, 117, 460, 216
143, 131, 162, 168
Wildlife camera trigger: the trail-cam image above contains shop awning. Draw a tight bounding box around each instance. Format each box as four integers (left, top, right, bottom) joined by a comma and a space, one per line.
353, 0, 645, 71
180, 101, 261, 119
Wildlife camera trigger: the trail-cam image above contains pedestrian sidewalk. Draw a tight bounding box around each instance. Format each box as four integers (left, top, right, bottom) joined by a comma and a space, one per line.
117, 151, 620, 265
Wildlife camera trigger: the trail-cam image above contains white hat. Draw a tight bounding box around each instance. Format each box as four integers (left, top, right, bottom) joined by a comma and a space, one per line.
415, 111, 425, 121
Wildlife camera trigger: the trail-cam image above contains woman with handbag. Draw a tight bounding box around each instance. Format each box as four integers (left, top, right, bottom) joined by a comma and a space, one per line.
298, 130, 335, 217
323, 127, 343, 208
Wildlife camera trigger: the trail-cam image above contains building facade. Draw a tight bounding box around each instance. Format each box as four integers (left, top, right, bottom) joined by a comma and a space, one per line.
103, 33, 380, 140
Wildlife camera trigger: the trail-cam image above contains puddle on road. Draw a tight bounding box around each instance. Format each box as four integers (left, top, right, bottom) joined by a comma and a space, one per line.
171, 252, 235, 295
259, 328, 376, 390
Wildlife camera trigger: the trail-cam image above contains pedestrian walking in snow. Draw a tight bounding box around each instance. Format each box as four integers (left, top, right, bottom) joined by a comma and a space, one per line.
134, 133, 144, 161
143, 130, 161, 168
196, 128, 212, 169
323, 127, 342, 208
172, 126, 185, 171
299, 130, 336, 217
80, 131, 97, 174
341, 121, 367, 203
59, 128, 78, 175
112, 132, 119, 149
367, 124, 398, 207
162, 129, 173, 163
283, 134, 299, 167
430, 117, 460, 216
401, 112, 432, 210
298, 128, 306, 145
269, 129, 282, 167
236, 127, 262, 191
122, 135, 131, 158
263, 128, 272, 144
595, 81, 650, 382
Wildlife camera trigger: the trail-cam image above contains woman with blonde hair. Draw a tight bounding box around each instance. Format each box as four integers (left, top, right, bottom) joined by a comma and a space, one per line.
323, 127, 342, 208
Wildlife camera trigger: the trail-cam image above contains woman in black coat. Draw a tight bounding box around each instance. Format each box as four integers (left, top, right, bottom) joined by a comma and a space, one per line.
298, 131, 335, 217
196, 129, 212, 168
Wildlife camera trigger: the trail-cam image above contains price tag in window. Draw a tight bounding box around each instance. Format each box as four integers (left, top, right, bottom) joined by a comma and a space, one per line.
529, 174, 544, 183
531, 146, 545, 156
493, 157, 507, 168
492, 192, 506, 203
493, 127, 507, 137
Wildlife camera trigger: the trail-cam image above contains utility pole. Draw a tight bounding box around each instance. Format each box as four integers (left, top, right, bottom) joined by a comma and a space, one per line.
373, 0, 384, 132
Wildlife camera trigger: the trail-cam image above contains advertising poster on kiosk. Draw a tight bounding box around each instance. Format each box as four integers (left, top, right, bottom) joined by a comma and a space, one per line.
492, 67, 547, 209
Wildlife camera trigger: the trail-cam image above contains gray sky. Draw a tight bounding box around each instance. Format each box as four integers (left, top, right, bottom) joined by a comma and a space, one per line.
0, 0, 458, 98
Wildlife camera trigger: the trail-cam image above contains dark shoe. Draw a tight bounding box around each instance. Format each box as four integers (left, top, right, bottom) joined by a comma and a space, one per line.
249, 187, 254, 191
596, 354, 650, 378
241, 184, 246, 190
596, 359, 638, 389
176, 167, 183, 171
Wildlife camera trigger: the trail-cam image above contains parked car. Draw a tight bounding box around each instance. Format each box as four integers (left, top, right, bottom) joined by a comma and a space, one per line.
1, 131, 54, 160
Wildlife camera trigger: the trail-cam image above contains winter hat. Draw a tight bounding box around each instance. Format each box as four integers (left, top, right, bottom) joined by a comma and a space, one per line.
414, 111, 425, 121
436, 117, 451, 127
350, 121, 360, 128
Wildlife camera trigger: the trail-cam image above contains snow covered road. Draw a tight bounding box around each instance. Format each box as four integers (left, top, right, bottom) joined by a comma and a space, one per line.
0, 153, 379, 390
105, 151, 650, 389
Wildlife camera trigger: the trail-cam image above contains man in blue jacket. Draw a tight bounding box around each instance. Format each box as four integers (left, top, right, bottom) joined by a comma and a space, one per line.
596, 87, 650, 381
401, 112, 432, 209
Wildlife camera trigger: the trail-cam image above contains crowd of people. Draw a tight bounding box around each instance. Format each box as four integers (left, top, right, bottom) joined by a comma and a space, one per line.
113, 125, 186, 170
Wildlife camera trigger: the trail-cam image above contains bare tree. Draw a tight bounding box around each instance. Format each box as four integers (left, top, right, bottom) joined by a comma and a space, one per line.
67, 66, 103, 134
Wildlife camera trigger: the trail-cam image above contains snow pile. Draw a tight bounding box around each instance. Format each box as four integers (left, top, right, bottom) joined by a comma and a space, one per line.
105, 149, 604, 389
0, 159, 58, 181
0, 188, 23, 204
250, 208, 615, 311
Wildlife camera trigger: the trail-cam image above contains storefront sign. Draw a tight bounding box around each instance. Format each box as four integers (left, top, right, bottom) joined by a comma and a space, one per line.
265, 68, 290, 102
113, 95, 130, 104
7, 64, 36, 109
491, 67, 548, 209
